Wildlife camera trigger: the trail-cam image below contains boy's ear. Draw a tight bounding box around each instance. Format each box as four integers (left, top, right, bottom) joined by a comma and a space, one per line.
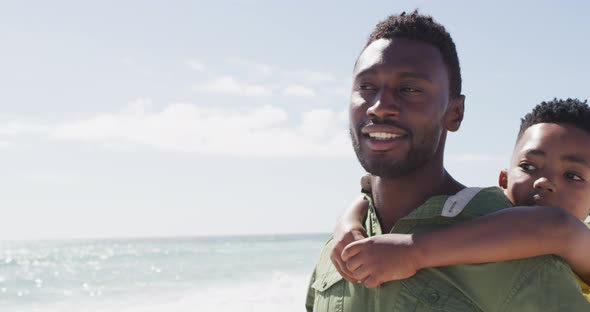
445, 95, 465, 132
498, 169, 508, 189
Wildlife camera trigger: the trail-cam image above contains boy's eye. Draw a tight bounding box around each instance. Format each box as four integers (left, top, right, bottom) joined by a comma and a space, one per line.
565, 172, 584, 181
519, 163, 536, 171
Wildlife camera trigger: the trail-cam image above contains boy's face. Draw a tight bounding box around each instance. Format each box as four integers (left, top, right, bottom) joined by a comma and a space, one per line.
500, 123, 590, 220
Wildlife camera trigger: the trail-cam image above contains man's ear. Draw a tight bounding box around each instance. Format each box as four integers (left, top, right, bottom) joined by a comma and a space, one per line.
498, 169, 508, 189
445, 95, 465, 132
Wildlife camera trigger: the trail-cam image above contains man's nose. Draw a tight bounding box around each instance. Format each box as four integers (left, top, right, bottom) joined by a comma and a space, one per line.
533, 177, 556, 193
366, 88, 400, 120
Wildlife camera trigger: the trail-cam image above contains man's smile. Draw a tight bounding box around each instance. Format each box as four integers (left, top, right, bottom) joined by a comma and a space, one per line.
360, 124, 409, 151
367, 132, 405, 140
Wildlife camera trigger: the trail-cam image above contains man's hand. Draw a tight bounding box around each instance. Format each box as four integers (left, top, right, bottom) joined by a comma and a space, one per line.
341, 234, 421, 288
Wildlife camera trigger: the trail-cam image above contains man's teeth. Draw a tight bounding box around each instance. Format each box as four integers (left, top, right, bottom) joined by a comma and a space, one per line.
368, 132, 403, 140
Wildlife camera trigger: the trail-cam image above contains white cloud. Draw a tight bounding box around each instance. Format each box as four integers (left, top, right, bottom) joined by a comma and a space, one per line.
195, 76, 272, 97
187, 59, 206, 72
0, 140, 14, 149
287, 70, 335, 84
121, 58, 137, 66
190, 58, 346, 102
298, 109, 347, 139
22, 171, 78, 185
0, 120, 50, 149
48, 99, 351, 158
0, 121, 49, 136
282, 85, 316, 98
226, 58, 276, 77
325, 85, 351, 98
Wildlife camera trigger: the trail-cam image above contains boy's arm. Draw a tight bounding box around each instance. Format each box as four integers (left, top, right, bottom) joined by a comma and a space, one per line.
560, 218, 590, 283
413, 206, 590, 283
329, 195, 368, 282
342, 206, 590, 287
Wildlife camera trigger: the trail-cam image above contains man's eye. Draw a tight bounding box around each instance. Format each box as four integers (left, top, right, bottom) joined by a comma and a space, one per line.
519, 163, 536, 171
358, 84, 376, 91
400, 87, 421, 93
565, 172, 584, 181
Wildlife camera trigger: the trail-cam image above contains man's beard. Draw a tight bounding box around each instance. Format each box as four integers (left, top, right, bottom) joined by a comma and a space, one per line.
350, 125, 440, 179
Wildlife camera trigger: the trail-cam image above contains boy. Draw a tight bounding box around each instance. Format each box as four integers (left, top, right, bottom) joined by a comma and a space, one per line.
331, 98, 590, 300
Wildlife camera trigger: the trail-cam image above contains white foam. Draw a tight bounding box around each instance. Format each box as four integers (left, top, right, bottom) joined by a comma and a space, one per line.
145, 271, 310, 312
7, 271, 312, 312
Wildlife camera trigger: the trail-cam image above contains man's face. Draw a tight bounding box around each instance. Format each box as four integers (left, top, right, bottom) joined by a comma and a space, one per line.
502, 123, 590, 220
349, 38, 457, 178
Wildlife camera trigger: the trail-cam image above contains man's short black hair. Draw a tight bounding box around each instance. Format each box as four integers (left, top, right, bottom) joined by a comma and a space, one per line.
367, 10, 462, 99
518, 98, 590, 139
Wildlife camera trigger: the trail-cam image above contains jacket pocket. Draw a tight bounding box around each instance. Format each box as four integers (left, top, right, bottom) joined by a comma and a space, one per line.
311, 271, 344, 312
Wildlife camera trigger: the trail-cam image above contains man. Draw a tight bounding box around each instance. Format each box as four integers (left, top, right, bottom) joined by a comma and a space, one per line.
306, 11, 589, 311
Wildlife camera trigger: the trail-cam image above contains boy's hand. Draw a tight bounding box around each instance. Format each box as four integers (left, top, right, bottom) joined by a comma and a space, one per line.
330, 174, 372, 282
341, 234, 421, 288
330, 220, 367, 283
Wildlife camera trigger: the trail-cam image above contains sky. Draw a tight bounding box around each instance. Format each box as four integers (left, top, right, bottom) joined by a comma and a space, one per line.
1, 0, 589, 240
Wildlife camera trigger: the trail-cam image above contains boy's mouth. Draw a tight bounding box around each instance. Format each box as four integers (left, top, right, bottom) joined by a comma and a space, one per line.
532, 194, 549, 205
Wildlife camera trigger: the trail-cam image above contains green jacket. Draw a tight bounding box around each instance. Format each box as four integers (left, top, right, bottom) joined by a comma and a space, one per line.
306, 187, 589, 311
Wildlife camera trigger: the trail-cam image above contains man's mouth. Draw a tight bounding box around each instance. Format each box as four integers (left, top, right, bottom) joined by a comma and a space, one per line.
361, 126, 409, 151
367, 132, 405, 140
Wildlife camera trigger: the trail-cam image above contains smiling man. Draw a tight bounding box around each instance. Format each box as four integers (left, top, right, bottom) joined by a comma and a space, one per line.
306, 11, 589, 311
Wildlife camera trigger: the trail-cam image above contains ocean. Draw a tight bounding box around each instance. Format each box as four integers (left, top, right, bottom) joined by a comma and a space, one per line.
0, 234, 328, 312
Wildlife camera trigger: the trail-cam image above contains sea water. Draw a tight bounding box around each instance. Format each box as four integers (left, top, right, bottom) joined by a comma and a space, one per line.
0, 234, 328, 312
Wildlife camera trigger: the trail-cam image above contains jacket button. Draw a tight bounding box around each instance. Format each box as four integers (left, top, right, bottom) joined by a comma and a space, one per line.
427, 292, 440, 303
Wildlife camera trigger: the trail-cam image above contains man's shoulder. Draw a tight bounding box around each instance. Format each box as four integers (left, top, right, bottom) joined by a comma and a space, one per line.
311, 236, 340, 276
423, 254, 587, 311
401, 187, 511, 223
460, 186, 512, 218
497, 255, 590, 310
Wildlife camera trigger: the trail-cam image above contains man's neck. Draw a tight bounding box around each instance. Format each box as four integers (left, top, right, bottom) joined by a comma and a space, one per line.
371, 163, 464, 233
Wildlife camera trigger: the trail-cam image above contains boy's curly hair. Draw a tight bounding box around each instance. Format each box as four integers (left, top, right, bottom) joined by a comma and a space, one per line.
518, 98, 590, 139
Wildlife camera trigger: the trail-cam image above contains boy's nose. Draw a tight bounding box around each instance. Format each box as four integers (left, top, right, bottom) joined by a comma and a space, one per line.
533, 177, 555, 193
